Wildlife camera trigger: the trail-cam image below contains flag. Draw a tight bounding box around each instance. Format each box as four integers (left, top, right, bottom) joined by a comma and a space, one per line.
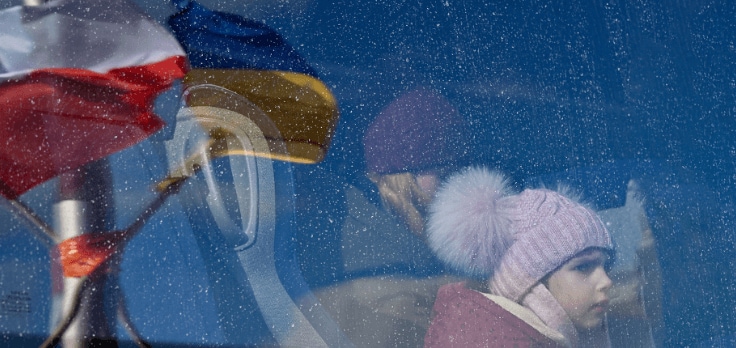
168, 0, 338, 164
0, 0, 188, 199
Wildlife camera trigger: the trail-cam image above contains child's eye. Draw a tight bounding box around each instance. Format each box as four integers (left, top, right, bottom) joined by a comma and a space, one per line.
574, 262, 596, 273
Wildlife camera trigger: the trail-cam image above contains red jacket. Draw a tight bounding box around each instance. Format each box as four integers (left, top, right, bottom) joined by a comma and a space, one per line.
425, 282, 567, 348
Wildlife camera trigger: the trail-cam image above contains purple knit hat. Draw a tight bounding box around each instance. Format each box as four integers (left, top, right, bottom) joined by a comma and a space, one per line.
426, 167, 613, 302
363, 88, 467, 175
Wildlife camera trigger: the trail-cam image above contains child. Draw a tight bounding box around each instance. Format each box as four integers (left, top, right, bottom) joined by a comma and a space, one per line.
424, 167, 614, 348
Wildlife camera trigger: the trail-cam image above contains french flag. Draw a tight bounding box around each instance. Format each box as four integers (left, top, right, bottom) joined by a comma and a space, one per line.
0, 0, 188, 199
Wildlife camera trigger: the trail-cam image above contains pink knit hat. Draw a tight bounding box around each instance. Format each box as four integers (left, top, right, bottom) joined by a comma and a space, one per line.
426, 167, 613, 301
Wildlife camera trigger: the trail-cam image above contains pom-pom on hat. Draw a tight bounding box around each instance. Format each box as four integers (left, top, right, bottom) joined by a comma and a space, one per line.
426, 167, 613, 302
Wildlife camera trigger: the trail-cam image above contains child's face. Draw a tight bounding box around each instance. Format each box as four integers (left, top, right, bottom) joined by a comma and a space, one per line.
545, 248, 612, 331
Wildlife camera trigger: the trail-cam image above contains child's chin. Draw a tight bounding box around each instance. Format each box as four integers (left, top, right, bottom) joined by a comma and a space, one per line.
575, 315, 605, 332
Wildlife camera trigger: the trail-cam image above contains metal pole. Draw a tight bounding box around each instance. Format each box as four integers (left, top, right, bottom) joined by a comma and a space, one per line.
21, 1, 120, 346
52, 160, 118, 347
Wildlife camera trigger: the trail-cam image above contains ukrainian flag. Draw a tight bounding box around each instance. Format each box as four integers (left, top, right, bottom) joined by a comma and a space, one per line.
169, 0, 339, 164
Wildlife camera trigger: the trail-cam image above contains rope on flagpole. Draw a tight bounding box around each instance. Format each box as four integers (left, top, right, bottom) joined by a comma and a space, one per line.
55, 177, 186, 278
0, 197, 59, 247
38, 177, 187, 347
40, 275, 89, 348
118, 288, 152, 348
17, 125, 250, 346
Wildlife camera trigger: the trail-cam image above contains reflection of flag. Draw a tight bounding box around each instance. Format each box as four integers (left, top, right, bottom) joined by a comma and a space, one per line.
169, 0, 339, 164
0, 0, 187, 199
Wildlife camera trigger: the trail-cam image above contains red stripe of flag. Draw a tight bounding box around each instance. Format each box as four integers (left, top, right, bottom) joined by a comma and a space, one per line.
0, 56, 187, 199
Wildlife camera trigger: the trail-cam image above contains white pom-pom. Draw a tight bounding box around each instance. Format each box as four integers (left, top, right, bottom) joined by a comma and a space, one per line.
426, 167, 515, 278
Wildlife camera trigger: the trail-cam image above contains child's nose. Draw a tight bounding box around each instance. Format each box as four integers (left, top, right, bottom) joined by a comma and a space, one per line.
596, 268, 613, 292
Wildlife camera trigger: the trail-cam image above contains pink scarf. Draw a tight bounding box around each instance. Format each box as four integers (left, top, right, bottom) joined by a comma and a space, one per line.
520, 283, 611, 348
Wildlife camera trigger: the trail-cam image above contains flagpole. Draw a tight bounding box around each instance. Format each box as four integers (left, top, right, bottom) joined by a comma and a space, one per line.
20, 0, 120, 345
53, 160, 119, 348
